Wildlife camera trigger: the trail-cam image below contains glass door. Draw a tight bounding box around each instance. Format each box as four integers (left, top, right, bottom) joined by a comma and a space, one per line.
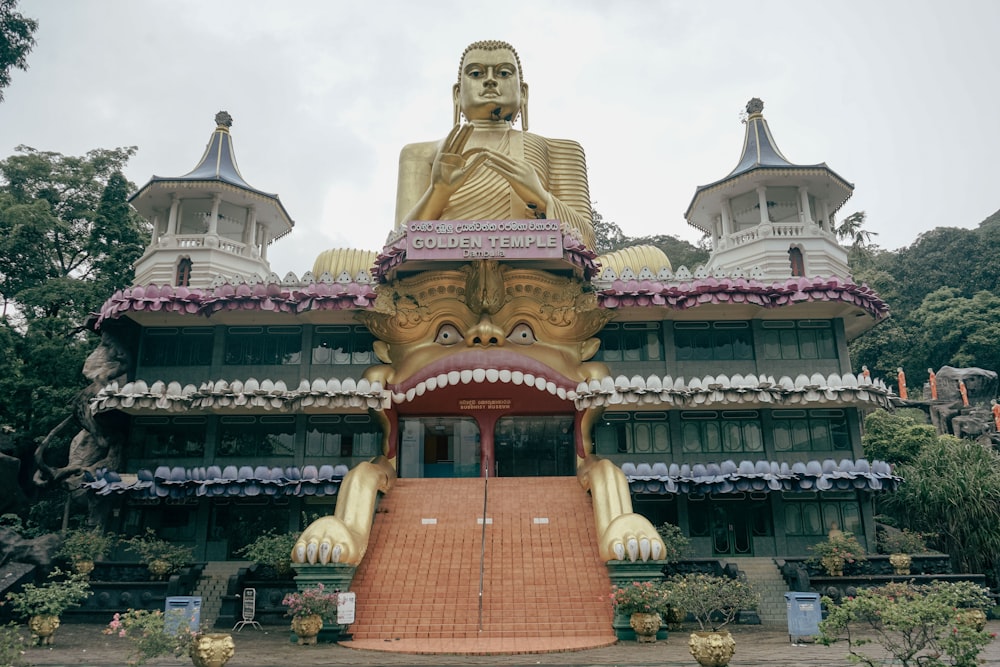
494, 415, 575, 477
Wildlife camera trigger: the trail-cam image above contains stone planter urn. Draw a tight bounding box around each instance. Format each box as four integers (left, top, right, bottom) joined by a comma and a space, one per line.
148, 558, 172, 579
955, 609, 988, 631
291, 614, 323, 645
689, 630, 737, 667
189, 632, 236, 667
73, 559, 95, 576
820, 555, 845, 576
629, 612, 661, 643
28, 615, 60, 646
889, 553, 911, 575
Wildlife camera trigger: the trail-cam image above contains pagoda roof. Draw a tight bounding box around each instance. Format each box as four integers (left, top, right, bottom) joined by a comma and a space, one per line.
685, 99, 853, 228
129, 111, 294, 233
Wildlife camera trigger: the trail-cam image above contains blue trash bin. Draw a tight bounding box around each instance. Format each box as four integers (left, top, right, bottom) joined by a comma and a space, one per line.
165, 596, 201, 635
784, 592, 822, 643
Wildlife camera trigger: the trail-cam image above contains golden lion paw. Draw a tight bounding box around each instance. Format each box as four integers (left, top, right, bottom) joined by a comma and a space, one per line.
292, 516, 364, 565
599, 513, 666, 562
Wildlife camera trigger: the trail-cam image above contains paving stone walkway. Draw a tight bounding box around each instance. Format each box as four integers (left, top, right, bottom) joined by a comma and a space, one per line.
15, 621, 1000, 666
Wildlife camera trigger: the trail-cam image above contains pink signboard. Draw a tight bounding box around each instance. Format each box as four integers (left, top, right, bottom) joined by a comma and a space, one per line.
406, 220, 563, 260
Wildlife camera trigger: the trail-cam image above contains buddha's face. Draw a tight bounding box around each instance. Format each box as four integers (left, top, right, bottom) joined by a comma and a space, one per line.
454, 48, 524, 123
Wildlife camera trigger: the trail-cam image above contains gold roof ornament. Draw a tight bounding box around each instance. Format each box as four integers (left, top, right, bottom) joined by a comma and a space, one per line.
598, 245, 672, 277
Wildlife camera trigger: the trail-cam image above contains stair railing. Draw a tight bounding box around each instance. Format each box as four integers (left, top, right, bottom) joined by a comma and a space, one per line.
478, 476, 488, 632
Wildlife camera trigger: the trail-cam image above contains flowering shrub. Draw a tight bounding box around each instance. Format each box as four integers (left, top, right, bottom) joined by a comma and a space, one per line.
655, 522, 690, 563
104, 609, 196, 666
282, 584, 340, 619
609, 581, 669, 616
663, 573, 759, 631
123, 528, 193, 575
878, 528, 930, 555
236, 529, 299, 576
57, 528, 117, 562
819, 581, 994, 667
0, 622, 28, 667
808, 532, 867, 574
3, 568, 91, 617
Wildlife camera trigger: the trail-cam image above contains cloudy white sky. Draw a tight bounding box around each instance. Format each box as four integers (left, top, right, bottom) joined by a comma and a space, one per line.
2, 0, 998, 277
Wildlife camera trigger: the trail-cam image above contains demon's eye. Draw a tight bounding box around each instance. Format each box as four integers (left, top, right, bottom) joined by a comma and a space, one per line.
435, 323, 462, 346
506, 323, 536, 345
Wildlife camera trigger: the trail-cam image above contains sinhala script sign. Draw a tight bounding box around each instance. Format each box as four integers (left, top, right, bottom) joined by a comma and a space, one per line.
407, 220, 563, 260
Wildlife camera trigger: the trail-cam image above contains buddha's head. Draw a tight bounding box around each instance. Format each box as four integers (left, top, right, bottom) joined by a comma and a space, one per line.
454, 40, 528, 128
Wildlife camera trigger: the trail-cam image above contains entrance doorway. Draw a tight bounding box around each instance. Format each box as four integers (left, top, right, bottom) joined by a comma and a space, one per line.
690, 498, 773, 557
711, 504, 753, 556
494, 415, 575, 477
398, 417, 480, 478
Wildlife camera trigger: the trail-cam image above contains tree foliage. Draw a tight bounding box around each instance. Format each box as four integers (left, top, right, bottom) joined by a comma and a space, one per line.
882, 435, 1000, 582
0, 145, 146, 511
0, 145, 146, 320
861, 409, 937, 465
591, 207, 709, 268
848, 209, 1000, 381
0, 0, 37, 103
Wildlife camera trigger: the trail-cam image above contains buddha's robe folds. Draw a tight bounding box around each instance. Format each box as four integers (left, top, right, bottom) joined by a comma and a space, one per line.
395, 130, 596, 249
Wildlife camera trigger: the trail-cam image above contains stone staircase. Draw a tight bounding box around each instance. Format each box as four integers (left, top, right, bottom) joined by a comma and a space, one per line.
346, 477, 616, 650
193, 560, 251, 630
728, 557, 789, 626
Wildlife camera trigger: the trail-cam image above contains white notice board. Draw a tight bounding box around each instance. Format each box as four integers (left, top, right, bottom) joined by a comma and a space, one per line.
337, 592, 356, 625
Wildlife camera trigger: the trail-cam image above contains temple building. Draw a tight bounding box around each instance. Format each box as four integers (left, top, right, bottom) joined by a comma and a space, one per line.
79, 43, 895, 648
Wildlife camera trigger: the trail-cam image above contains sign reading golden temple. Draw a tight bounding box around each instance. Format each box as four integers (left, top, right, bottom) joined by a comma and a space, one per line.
407, 220, 563, 259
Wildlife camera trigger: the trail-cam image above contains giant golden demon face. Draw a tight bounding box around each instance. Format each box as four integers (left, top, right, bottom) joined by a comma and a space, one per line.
361, 261, 610, 399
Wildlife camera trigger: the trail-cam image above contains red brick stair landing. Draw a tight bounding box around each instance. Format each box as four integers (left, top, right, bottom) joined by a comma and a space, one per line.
344, 477, 616, 654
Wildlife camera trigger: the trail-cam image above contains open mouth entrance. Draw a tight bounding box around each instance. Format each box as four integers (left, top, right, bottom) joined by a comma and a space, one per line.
397, 414, 575, 478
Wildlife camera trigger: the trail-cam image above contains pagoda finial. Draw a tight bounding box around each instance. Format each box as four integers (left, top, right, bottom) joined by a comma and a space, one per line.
746, 98, 764, 115
215, 110, 233, 129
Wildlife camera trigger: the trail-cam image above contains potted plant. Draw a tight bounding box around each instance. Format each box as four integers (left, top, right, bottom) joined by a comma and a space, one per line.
664, 572, 760, 667
877, 528, 928, 575
3, 568, 91, 645
819, 581, 993, 667
282, 584, 340, 645
124, 528, 194, 579
235, 529, 299, 578
609, 580, 669, 643
807, 532, 867, 576
57, 528, 116, 575
656, 522, 690, 625
656, 522, 691, 564
105, 608, 236, 667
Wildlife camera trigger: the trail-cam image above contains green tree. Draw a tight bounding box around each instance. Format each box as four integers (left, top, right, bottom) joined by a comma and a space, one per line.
909, 288, 1000, 373
882, 435, 1000, 583
591, 208, 626, 254
0, 145, 144, 320
0, 0, 37, 103
836, 210, 880, 269
0, 145, 146, 512
861, 409, 937, 465
628, 233, 710, 270
883, 227, 990, 313
848, 318, 917, 381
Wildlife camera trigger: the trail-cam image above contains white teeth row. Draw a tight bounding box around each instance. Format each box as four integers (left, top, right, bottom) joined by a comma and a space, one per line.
394, 371, 567, 404
573, 371, 892, 410
91, 376, 389, 413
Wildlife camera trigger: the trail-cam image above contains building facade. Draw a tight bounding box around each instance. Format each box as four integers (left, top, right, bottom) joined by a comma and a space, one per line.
82, 99, 896, 565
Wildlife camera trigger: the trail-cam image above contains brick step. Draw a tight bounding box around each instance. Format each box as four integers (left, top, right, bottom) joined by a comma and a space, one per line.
347, 478, 614, 644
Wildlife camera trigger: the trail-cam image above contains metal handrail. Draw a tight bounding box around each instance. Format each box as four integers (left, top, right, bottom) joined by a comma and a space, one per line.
478, 476, 488, 632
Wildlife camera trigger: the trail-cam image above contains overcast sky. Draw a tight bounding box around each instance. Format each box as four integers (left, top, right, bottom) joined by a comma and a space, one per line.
2, 0, 998, 277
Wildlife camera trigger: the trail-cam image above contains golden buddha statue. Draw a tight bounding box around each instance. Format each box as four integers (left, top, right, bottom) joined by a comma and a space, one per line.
395, 40, 596, 249
293, 43, 663, 568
